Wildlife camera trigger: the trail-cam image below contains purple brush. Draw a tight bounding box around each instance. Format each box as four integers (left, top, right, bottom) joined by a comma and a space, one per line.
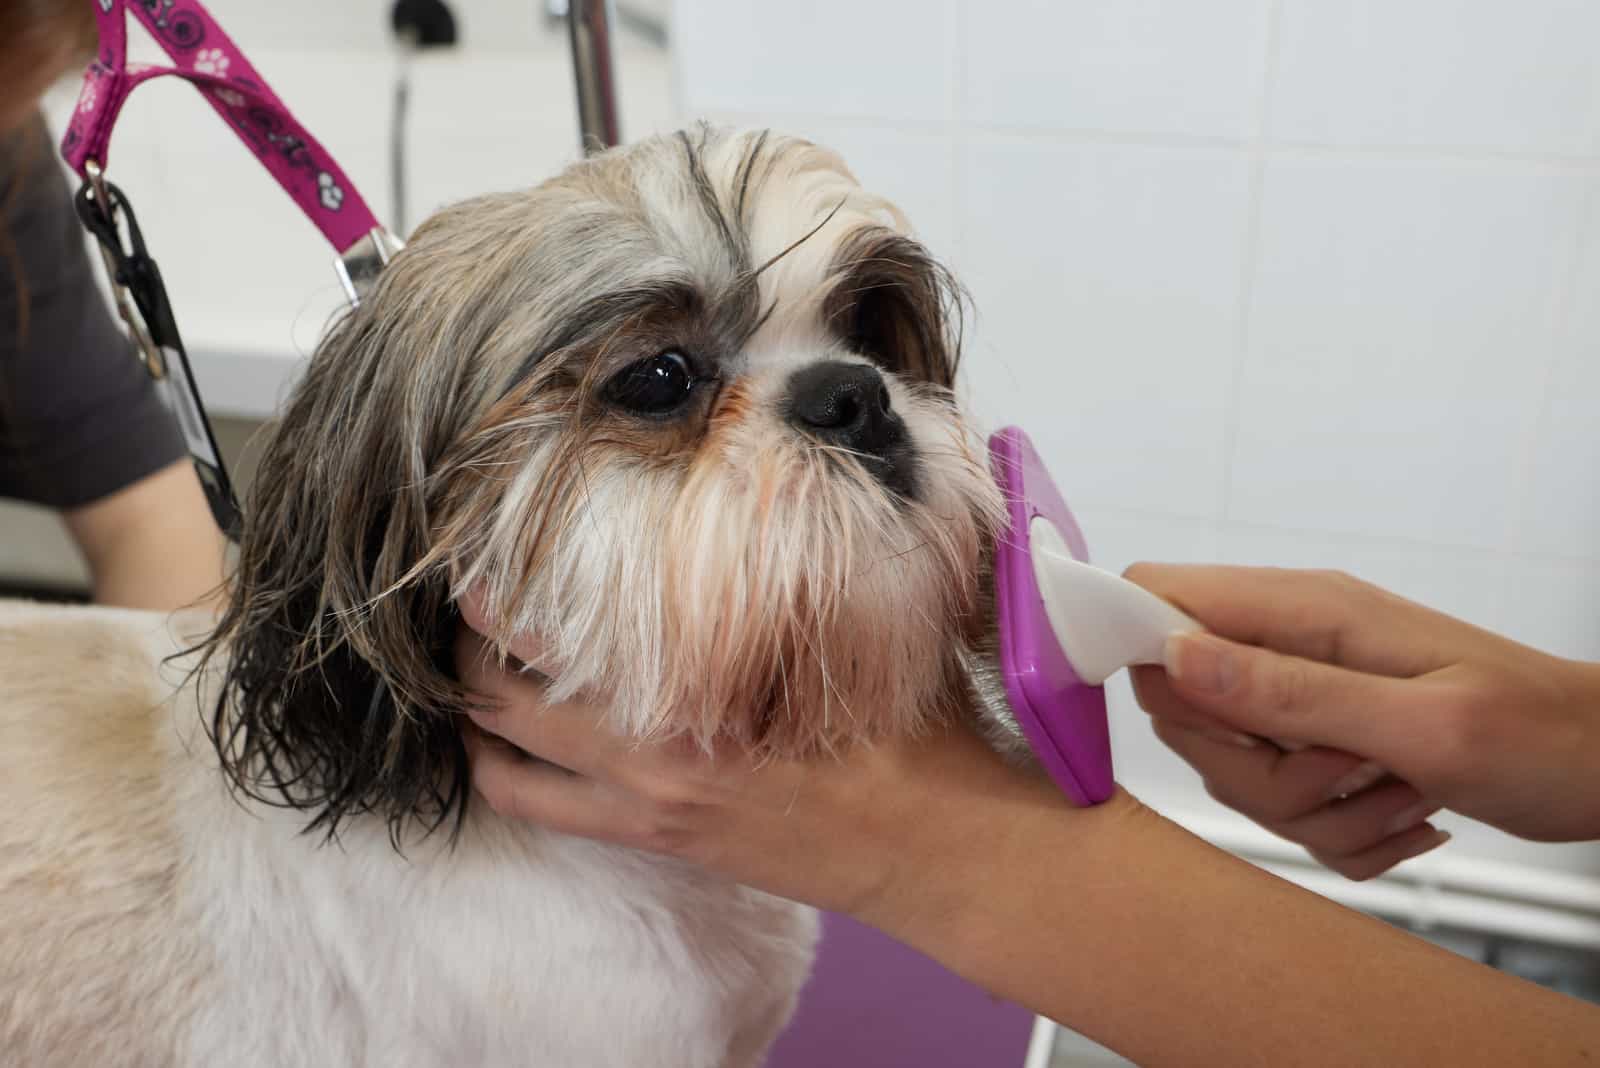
987, 427, 1199, 806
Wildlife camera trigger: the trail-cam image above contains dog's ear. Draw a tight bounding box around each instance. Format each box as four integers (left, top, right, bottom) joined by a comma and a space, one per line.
200, 301, 471, 845
824, 228, 966, 389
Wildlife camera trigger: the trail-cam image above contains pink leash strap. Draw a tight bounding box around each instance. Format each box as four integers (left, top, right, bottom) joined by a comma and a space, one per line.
62, 0, 382, 258
59, 0, 403, 538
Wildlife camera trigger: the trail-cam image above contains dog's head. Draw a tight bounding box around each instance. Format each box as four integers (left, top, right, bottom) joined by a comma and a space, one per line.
206, 125, 1004, 839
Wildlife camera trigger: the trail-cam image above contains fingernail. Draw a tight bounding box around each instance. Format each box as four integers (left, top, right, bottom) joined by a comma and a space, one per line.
1383, 800, 1443, 838
1164, 634, 1236, 697
1325, 760, 1385, 801
1399, 828, 1451, 861
1199, 726, 1263, 749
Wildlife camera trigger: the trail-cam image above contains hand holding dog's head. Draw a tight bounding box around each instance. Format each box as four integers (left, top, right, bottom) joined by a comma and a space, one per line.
206, 125, 1002, 840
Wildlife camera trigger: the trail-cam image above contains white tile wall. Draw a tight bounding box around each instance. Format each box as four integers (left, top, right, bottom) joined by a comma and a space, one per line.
674, 0, 957, 122
1523, 184, 1600, 561
959, 139, 1252, 518
1230, 159, 1586, 551
1494, 555, 1600, 663
961, 0, 1272, 139
1270, 0, 1600, 155
1217, 525, 1508, 634
673, 0, 1600, 878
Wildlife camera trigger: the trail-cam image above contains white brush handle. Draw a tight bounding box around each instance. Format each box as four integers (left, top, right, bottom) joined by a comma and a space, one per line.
1029, 517, 1201, 686
1032, 519, 1313, 754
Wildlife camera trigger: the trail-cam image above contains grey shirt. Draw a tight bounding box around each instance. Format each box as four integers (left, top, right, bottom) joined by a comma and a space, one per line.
0, 113, 185, 510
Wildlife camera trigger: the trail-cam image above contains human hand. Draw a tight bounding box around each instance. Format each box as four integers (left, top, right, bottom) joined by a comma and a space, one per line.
1124, 564, 1600, 879
452, 616, 1077, 927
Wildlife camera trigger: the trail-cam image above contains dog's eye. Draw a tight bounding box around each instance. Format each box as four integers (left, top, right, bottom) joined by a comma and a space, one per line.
606, 351, 697, 415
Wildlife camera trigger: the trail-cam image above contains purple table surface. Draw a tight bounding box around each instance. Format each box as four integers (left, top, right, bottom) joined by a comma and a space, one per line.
764, 911, 1036, 1067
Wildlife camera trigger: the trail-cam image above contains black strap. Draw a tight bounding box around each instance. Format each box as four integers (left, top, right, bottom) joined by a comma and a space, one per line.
75, 178, 241, 541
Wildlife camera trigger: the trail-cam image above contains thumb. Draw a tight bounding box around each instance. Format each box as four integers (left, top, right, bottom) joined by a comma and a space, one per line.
1163, 631, 1417, 761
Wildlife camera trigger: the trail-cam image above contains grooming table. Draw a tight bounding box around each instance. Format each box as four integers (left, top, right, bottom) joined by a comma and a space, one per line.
765, 913, 1037, 1067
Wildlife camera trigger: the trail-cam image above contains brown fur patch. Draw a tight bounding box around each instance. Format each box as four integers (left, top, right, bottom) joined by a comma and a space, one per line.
0, 602, 212, 1067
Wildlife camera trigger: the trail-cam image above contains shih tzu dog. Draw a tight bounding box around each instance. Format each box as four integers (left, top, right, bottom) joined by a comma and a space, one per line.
0, 124, 1007, 1067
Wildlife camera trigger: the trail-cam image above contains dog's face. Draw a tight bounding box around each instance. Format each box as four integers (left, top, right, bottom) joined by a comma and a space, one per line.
208, 126, 1002, 837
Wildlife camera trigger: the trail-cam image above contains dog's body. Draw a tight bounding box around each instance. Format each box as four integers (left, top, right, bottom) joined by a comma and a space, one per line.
0, 126, 1005, 1066
0, 601, 814, 1067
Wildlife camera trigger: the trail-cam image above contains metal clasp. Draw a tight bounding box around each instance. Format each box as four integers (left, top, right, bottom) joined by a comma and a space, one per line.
334, 227, 405, 307
78, 160, 168, 379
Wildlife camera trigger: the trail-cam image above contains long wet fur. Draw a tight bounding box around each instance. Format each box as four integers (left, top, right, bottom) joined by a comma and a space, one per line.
198, 123, 1004, 845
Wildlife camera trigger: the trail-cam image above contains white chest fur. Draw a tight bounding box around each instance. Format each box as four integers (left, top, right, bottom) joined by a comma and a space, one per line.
176, 781, 818, 1068
0, 602, 816, 1068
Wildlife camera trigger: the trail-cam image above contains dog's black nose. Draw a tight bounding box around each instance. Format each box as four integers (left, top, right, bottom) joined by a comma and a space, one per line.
787, 361, 917, 498
788, 362, 899, 453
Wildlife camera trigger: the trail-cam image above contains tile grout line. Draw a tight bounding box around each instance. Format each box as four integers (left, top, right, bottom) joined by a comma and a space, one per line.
1499, 177, 1597, 566
946, 0, 967, 269
1218, 0, 1282, 533
700, 107, 1600, 176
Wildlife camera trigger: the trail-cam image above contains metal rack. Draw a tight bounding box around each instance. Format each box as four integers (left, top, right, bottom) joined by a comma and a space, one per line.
565, 0, 622, 152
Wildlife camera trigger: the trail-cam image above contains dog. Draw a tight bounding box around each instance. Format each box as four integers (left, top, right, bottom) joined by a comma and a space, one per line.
0, 124, 1007, 1067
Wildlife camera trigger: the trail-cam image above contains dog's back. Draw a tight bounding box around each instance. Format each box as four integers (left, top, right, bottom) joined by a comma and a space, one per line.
0, 600, 816, 1067
0, 600, 210, 1067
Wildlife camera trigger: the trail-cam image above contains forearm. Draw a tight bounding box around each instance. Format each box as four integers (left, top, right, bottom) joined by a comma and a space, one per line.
65, 459, 227, 611
862, 788, 1600, 1066
456, 633, 1600, 1062
84, 516, 225, 610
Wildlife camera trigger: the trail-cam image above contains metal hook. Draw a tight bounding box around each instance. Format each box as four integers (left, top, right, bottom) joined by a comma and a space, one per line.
77, 161, 168, 378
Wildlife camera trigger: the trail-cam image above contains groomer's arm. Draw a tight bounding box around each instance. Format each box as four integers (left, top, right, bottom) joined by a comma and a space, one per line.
64, 458, 227, 611
457, 628, 1600, 1067
861, 779, 1594, 1066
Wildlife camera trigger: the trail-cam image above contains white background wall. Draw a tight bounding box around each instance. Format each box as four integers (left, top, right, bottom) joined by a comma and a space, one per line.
674, 0, 1600, 881
14, 1, 1600, 884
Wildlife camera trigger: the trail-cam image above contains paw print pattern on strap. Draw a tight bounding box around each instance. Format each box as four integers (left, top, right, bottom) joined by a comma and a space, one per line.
62, 0, 380, 253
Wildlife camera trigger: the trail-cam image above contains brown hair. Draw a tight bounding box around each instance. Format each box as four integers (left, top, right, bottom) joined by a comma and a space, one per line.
1, 2, 99, 343
4, 0, 100, 67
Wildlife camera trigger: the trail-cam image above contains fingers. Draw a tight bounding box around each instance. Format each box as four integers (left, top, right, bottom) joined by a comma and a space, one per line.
456, 581, 551, 668
1130, 664, 1256, 743
1153, 718, 1379, 821
1275, 782, 1439, 858
1308, 825, 1452, 882
1154, 721, 1450, 880
1160, 631, 1430, 764
456, 582, 494, 637
1123, 563, 1455, 678
453, 625, 626, 780
464, 726, 658, 849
